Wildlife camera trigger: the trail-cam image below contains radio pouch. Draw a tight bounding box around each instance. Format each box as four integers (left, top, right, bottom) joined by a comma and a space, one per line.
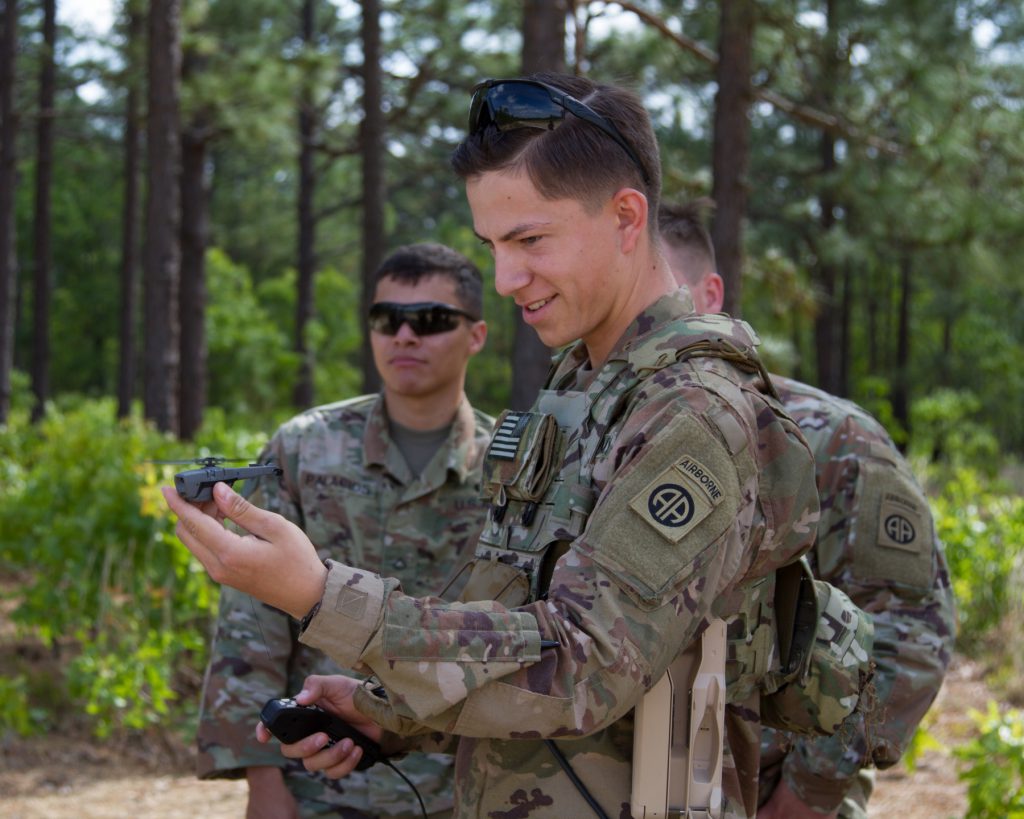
448, 410, 565, 607
483, 410, 561, 510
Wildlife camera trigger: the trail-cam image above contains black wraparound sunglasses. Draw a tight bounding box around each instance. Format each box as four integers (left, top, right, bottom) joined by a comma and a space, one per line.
367, 301, 478, 336
468, 78, 651, 186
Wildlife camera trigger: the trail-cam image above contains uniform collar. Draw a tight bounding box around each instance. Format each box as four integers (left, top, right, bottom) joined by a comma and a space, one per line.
550, 287, 696, 390
362, 393, 481, 488
607, 287, 696, 360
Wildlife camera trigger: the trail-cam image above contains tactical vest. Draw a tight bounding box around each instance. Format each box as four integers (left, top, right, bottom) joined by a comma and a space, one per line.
446, 314, 872, 741
453, 316, 767, 603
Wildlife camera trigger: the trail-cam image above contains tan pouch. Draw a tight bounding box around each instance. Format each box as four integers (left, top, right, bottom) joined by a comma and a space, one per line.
483, 411, 561, 505
761, 577, 874, 736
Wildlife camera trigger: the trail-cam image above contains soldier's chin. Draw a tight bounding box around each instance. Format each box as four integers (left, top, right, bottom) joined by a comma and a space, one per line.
531, 323, 573, 350
384, 374, 434, 398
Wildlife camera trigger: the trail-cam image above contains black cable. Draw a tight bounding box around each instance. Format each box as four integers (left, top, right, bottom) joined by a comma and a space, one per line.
544, 739, 611, 819
249, 597, 275, 665
383, 759, 428, 819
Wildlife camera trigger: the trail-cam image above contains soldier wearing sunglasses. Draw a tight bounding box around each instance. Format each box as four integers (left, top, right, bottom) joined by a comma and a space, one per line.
166, 74, 873, 819
195, 243, 493, 819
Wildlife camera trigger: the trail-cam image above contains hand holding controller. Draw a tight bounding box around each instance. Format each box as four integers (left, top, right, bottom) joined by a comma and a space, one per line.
259, 697, 382, 771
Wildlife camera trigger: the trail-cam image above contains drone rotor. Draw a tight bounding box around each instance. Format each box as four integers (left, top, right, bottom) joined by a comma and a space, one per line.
147, 456, 249, 467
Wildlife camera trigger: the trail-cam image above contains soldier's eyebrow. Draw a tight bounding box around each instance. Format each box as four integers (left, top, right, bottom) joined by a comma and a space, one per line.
474, 221, 552, 245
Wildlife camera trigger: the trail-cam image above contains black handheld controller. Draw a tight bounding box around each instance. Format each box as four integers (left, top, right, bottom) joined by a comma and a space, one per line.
259, 698, 382, 771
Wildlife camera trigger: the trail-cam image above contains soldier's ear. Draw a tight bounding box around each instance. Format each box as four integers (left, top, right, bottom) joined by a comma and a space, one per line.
610, 187, 647, 255
467, 320, 487, 356
702, 273, 725, 314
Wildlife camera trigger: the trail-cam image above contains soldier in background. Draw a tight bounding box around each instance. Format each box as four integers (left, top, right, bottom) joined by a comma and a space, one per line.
166, 73, 843, 819
659, 199, 956, 819
196, 243, 494, 818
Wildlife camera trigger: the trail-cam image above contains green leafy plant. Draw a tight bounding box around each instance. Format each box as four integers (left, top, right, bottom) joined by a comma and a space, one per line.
0, 675, 37, 737
0, 399, 262, 736
911, 389, 999, 473
66, 624, 206, 739
955, 702, 1024, 818
856, 376, 906, 446
901, 713, 943, 774
930, 466, 1024, 649
205, 248, 299, 423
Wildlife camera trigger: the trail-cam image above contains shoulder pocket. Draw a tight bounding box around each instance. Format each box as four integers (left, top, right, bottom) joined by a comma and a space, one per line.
850, 459, 935, 592
583, 412, 740, 608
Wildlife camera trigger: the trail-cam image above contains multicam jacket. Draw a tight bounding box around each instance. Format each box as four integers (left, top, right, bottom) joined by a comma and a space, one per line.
759, 377, 956, 814
299, 291, 821, 819
196, 393, 493, 817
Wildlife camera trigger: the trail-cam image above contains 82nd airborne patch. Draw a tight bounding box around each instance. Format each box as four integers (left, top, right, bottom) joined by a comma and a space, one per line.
878, 492, 924, 553
629, 455, 724, 542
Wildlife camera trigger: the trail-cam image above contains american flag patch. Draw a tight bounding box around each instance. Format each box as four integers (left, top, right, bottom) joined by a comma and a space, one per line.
488, 412, 528, 460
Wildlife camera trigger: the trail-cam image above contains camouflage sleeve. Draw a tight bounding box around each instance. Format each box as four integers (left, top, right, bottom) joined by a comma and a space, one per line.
781, 417, 957, 811
196, 434, 302, 778
302, 391, 812, 741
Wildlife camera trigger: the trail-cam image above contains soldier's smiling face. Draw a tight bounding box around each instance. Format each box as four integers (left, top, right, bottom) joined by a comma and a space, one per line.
466, 168, 641, 364
370, 274, 486, 403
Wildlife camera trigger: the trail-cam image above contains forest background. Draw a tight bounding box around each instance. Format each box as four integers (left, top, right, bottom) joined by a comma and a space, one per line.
1, 1, 1023, 815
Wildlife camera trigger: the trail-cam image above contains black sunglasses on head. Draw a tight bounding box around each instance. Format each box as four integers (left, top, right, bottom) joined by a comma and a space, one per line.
468, 78, 651, 186
367, 301, 478, 336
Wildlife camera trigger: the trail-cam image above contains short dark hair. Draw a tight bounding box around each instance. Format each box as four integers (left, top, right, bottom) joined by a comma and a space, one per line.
452, 73, 661, 230
658, 198, 717, 285
374, 243, 484, 318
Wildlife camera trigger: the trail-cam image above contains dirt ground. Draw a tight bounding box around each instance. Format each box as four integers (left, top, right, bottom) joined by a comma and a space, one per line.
0, 658, 989, 819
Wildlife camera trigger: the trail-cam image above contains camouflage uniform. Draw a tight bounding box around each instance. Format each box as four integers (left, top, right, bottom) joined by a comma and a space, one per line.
197, 393, 494, 818
298, 291, 825, 819
758, 377, 956, 816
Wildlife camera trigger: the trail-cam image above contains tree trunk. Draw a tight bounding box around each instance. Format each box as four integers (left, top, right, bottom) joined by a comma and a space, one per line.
790, 312, 804, 383
294, 0, 317, 407
359, 0, 384, 394
0, 0, 19, 424
838, 262, 852, 397
142, 0, 182, 433
710, 0, 755, 319
522, 0, 566, 74
892, 252, 912, 444
117, 3, 143, 419
30, 0, 55, 423
812, 0, 841, 394
866, 275, 878, 375
179, 117, 209, 440
937, 265, 957, 388
813, 129, 839, 393
940, 313, 954, 379
511, 0, 566, 410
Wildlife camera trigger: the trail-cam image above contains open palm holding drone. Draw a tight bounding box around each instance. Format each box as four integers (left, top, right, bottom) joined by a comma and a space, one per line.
162, 482, 326, 620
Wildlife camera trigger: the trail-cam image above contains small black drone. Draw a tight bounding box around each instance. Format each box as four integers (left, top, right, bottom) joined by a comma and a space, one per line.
153, 456, 283, 503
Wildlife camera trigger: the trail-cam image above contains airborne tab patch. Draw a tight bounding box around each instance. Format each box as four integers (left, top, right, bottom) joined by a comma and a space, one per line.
676, 456, 727, 504
878, 492, 924, 553
629, 455, 723, 542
